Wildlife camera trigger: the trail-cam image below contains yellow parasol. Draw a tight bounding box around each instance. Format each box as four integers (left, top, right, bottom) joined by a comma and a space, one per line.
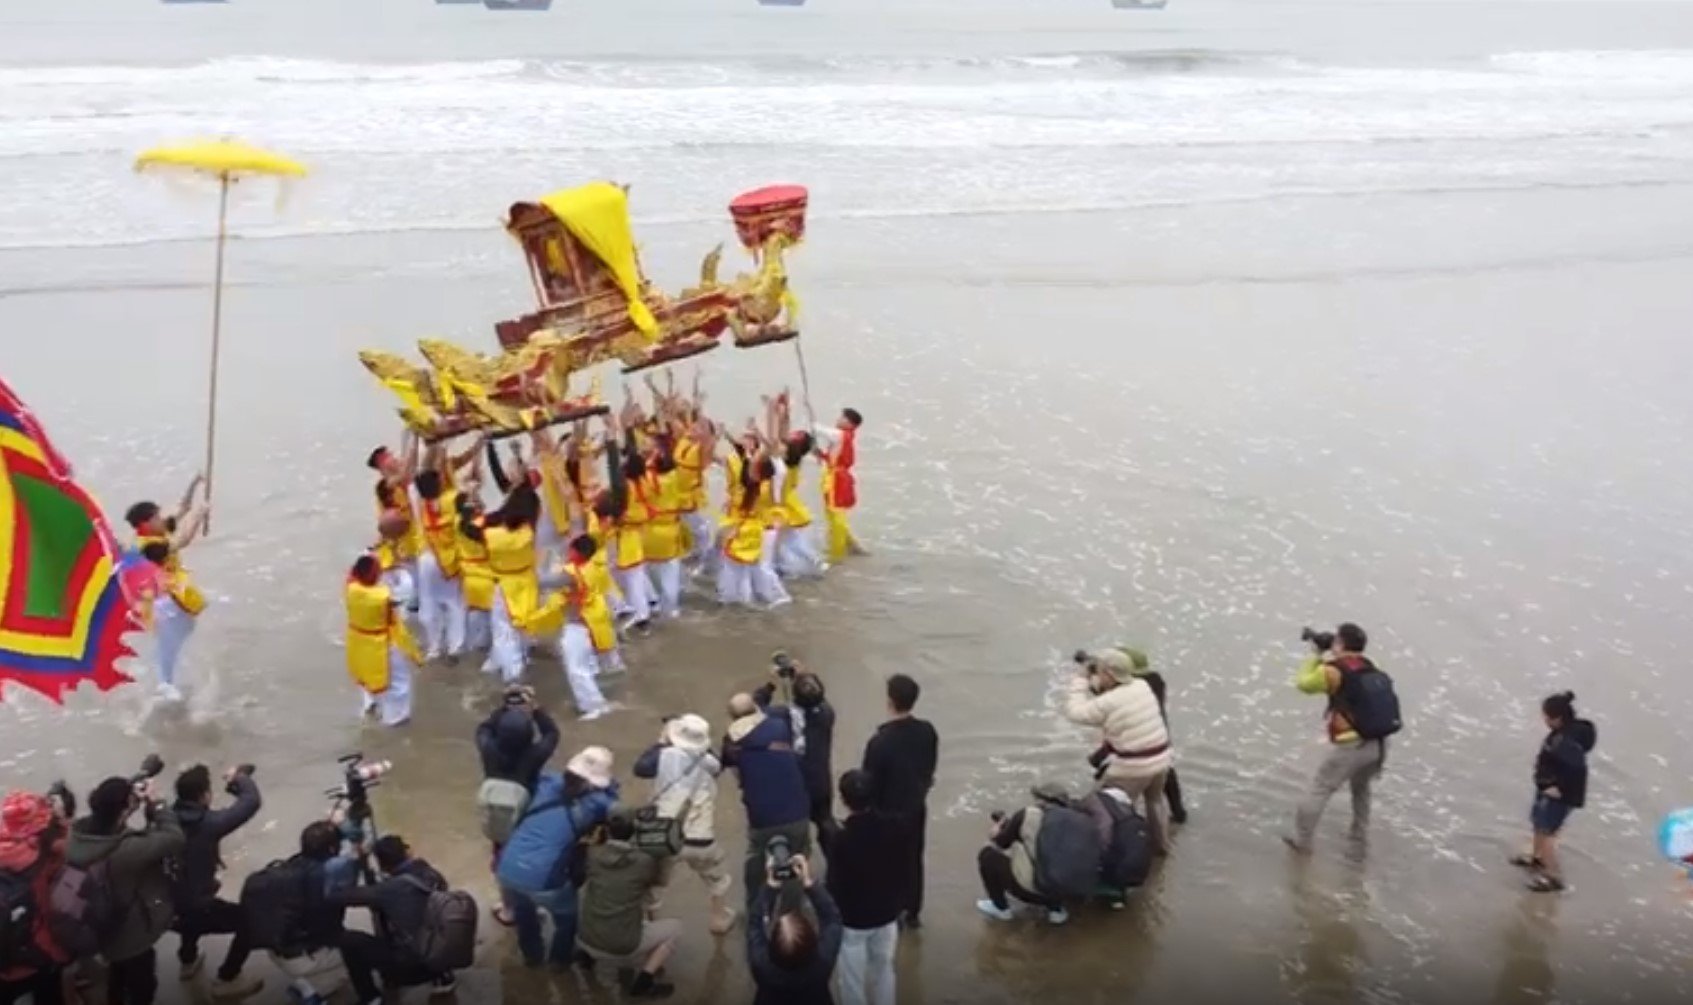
134, 140, 308, 532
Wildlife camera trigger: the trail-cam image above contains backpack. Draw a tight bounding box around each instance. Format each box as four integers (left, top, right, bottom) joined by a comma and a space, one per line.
399, 876, 477, 973
0, 862, 44, 970
476, 779, 531, 846
44, 859, 118, 960
1032, 803, 1103, 902
239, 858, 313, 953
1096, 795, 1152, 890
1332, 656, 1402, 741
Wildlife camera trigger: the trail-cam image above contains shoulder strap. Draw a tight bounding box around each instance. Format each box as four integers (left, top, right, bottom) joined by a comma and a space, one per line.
649, 752, 708, 806
398, 874, 441, 896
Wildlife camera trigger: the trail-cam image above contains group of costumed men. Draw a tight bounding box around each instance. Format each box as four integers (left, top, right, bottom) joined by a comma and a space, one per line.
342, 383, 864, 726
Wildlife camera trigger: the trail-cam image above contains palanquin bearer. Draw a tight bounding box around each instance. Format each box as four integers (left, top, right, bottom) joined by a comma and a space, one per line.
674, 417, 717, 577
640, 445, 688, 620
345, 554, 419, 727
367, 439, 422, 608
818, 407, 865, 563
484, 481, 547, 683
775, 431, 826, 578
413, 468, 468, 661
543, 534, 618, 720
124, 474, 209, 701
600, 426, 659, 631
454, 492, 495, 656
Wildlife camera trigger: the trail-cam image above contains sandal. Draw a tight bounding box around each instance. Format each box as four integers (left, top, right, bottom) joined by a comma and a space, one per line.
1526, 874, 1566, 893
1508, 854, 1543, 870
492, 904, 515, 927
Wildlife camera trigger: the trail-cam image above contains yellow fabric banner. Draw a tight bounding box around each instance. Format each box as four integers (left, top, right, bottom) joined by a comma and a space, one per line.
539, 183, 658, 338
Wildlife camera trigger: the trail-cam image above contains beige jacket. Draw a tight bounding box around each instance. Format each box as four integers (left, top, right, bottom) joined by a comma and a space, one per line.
1062, 676, 1172, 782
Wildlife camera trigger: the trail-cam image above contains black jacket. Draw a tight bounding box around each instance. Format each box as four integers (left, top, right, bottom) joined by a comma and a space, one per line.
330, 858, 447, 953
862, 717, 938, 815
1534, 718, 1597, 808
822, 811, 904, 930
747, 883, 843, 1005
476, 707, 560, 792
171, 775, 262, 910
756, 685, 835, 802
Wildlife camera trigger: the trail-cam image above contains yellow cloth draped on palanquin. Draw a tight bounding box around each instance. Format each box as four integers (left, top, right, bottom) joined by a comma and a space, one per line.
537, 183, 657, 337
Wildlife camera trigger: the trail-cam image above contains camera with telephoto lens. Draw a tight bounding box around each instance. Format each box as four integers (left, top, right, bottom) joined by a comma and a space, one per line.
766, 834, 797, 883
130, 754, 165, 788
771, 651, 797, 679
1301, 627, 1336, 652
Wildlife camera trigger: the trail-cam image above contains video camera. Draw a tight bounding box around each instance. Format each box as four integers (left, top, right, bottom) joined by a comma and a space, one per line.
1301, 627, 1336, 652
325, 754, 391, 824
766, 834, 798, 883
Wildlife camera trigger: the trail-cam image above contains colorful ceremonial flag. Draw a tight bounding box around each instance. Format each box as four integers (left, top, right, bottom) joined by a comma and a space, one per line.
0, 377, 137, 702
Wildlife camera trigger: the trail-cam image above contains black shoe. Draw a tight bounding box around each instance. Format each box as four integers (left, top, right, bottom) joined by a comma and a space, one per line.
572, 950, 596, 972
629, 972, 675, 999
430, 974, 456, 997
899, 912, 921, 931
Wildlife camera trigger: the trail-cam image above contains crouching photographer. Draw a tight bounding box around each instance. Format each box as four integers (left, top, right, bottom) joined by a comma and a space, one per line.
238, 820, 364, 1002
575, 809, 680, 999
170, 762, 263, 999
329, 835, 475, 1005
66, 757, 182, 1005
746, 843, 841, 1005
976, 784, 1103, 927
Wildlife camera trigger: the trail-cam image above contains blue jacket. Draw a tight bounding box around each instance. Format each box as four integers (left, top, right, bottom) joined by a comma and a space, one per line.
723, 708, 810, 830
495, 772, 618, 894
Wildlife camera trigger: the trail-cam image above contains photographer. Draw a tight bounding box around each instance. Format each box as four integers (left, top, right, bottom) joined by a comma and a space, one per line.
576, 810, 679, 999
243, 821, 362, 1000
330, 835, 455, 1004
755, 660, 836, 844
634, 715, 737, 935
1063, 650, 1171, 855
496, 748, 619, 969
1285, 623, 1398, 855
476, 686, 560, 925
975, 785, 1076, 926
723, 692, 812, 909
66, 775, 185, 1005
0, 792, 72, 1005
170, 763, 263, 999
746, 851, 842, 1005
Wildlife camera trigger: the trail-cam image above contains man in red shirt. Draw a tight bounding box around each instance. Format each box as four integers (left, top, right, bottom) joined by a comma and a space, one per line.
820, 407, 867, 563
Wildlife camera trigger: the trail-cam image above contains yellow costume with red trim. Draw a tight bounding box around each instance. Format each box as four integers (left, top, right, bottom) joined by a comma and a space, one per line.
345, 578, 420, 694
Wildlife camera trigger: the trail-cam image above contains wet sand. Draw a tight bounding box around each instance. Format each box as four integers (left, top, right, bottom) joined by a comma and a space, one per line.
5, 176, 1693, 1003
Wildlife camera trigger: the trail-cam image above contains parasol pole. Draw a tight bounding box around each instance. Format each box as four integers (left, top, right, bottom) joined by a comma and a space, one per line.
790, 338, 818, 432
203, 172, 230, 536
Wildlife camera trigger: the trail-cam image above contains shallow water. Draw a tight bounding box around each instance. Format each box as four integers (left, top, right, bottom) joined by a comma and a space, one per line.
5, 2, 1693, 1003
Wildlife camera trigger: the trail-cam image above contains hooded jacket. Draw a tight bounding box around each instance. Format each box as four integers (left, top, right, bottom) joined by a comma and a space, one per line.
1061, 677, 1172, 783
0, 819, 70, 978
1535, 718, 1598, 808
171, 773, 262, 910
476, 707, 560, 792
577, 839, 661, 957
64, 807, 184, 963
723, 709, 810, 830
746, 883, 843, 1005
633, 744, 721, 844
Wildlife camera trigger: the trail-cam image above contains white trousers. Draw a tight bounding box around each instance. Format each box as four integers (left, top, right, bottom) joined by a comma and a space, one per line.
836, 922, 898, 1005
753, 530, 791, 606
372, 650, 414, 727
776, 525, 825, 579
153, 595, 196, 688
650, 558, 683, 619
613, 564, 657, 624
717, 561, 754, 606
683, 511, 716, 570
383, 566, 416, 608
560, 623, 610, 716
465, 609, 492, 652
416, 553, 467, 658
489, 589, 527, 683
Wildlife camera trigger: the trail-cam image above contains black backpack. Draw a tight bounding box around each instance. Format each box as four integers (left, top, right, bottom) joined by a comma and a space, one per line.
1333, 656, 1402, 741
0, 861, 45, 970
239, 858, 313, 953
45, 858, 119, 960
1032, 803, 1103, 902
1096, 797, 1152, 891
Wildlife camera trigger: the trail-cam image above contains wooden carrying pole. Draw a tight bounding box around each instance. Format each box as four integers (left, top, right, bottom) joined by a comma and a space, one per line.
203, 174, 230, 535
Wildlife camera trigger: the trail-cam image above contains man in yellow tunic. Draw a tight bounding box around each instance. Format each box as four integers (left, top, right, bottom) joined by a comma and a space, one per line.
345, 554, 421, 727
